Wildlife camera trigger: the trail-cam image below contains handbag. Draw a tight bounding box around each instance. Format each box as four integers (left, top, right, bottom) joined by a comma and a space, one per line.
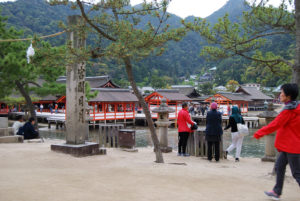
237, 123, 249, 136
191, 122, 198, 130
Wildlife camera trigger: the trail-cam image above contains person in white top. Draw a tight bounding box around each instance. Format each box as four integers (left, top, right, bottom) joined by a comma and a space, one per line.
40, 104, 43, 113
12, 116, 24, 135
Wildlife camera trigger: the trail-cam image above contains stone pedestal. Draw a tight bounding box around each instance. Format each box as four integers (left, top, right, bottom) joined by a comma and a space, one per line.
261, 133, 276, 162
258, 104, 278, 162
51, 142, 105, 157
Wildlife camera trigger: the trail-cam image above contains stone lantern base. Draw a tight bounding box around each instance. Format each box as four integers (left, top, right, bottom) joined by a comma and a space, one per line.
261, 133, 277, 162
154, 146, 173, 153
261, 155, 276, 162
51, 142, 106, 157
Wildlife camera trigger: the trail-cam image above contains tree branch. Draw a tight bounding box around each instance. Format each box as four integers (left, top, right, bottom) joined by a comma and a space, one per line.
76, 0, 116, 42
22, 81, 42, 88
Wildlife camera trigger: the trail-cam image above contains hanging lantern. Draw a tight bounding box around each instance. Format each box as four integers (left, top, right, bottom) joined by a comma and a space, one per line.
26, 42, 35, 64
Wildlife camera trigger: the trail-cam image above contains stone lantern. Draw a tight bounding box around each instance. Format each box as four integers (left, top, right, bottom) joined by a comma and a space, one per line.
257, 103, 278, 162
152, 98, 175, 153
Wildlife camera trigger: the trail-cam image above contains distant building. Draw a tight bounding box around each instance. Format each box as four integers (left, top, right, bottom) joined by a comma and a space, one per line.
214, 85, 227, 92
242, 83, 261, 90
204, 86, 274, 114
236, 86, 273, 111
199, 73, 213, 82
141, 86, 155, 95
209, 66, 217, 71
205, 92, 251, 115
190, 75, 197, 80
171, 85, 201, 99
144, 89, 191, 119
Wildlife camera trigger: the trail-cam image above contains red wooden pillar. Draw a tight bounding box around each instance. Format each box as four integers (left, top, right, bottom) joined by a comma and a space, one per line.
104, 103, 107, 121
93, 103, 96, 121
114, 103, 117, 120
123, 103, 126, 119
132, 102, 135, 118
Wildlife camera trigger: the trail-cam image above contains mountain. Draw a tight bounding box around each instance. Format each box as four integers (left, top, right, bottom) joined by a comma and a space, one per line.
206, 0, 250, 24
0, 0, 282, 87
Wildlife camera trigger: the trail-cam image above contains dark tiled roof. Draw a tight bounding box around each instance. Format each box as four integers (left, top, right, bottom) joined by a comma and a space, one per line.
197, 95, 211, 101
218, 92, 252, 101
171, 86, 201, 98
39, 95, 58, 101
90, 88, 138, 102
236, 87, 273, 100
57, 76, 119, 88
156, 89, 192, 101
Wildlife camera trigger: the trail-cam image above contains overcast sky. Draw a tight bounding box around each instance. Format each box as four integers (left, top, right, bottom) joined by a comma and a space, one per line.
0, 0, 288, 18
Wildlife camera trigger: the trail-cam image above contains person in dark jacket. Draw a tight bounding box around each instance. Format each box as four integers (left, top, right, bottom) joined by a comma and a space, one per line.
254, 83, 300, 200
224, 106, 245, 162
205, 102, 223, 162
22, 117, 39, 140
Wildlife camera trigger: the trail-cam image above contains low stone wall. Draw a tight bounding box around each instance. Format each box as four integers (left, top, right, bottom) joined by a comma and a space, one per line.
0, 127, 14, 137
0, 135, 23, 143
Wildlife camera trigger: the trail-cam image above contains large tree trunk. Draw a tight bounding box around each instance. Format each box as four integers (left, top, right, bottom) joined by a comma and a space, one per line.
293, 0, 300, 86
15, 80, 38, 129
123, 57, 164, 163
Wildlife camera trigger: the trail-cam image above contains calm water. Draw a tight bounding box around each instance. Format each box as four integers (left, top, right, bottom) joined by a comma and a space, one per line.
39, 127, 266, 158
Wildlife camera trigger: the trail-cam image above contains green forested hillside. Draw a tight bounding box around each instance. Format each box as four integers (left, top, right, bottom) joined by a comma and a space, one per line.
0, 0, 293, 87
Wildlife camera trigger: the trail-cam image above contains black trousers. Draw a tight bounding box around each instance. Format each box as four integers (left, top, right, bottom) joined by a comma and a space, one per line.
273, 152, 300, 195
207, 141, 220, 161
178, 132, 189, 154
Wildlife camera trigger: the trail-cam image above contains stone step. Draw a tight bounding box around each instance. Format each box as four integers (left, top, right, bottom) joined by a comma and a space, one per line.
0, 135, 23, 143
0, 127, 14, 137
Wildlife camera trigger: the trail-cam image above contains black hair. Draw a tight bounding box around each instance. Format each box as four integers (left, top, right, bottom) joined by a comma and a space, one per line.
29, 117, 35, 123
182, 102, 188, 108
281, 83, 299, 101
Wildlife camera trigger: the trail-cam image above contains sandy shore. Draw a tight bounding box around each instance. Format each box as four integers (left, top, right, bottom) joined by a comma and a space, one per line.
0, 139, 299, 201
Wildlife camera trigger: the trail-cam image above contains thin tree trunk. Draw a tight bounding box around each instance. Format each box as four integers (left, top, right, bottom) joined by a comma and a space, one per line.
15, 80, 38, 129
123, 57, 164, 163
293, 0, 300, 86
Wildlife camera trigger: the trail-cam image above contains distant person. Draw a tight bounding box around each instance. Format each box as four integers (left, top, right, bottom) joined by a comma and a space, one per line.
205, 102, 223, 162
12, 116, 24, 135
49, 104, 53, 114
224, 106, 245, 162
201, 104, 205, 116
40, 104, 43, 113
253, 83, 300, 200
21, 117, 39, 140
189, 104, 195, 115
55, 104, 58, 113
227, 105, 231, 116
12, 106, 17, 112
177, 102, 196, 156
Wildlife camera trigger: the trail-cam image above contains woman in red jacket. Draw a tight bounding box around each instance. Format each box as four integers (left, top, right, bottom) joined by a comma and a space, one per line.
177, 102, 195, 156
254, 83, 300, 200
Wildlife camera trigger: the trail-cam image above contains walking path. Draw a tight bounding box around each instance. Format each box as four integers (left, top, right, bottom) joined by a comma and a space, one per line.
0, 139, 299, 201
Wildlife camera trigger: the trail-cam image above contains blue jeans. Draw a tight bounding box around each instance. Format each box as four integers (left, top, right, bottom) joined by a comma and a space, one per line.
273, 152, 300, 195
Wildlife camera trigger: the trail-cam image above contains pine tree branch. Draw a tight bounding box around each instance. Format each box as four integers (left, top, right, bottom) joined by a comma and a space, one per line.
76, 0, 116, 42
22, 81, 41, 88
